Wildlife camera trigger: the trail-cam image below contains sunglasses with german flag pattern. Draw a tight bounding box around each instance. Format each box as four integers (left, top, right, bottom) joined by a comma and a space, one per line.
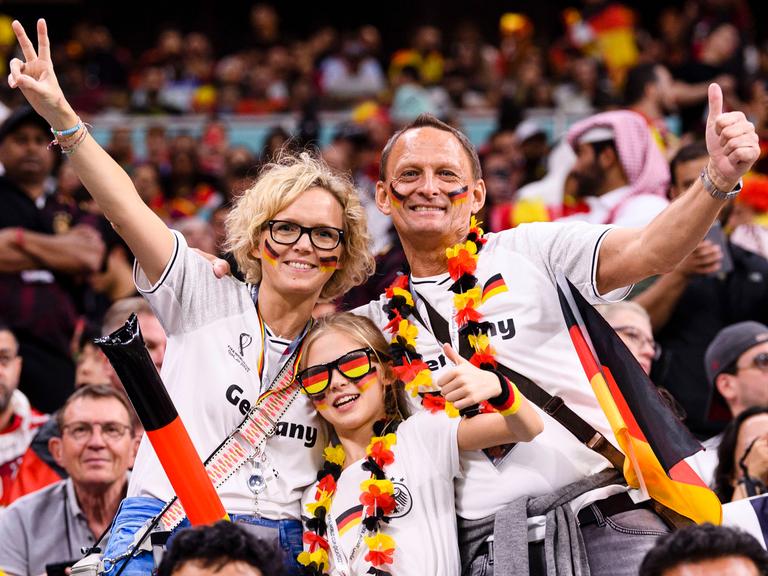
296, 347, 381, 398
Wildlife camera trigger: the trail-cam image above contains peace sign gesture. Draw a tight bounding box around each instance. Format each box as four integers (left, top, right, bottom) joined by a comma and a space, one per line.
8, 18, 77, 130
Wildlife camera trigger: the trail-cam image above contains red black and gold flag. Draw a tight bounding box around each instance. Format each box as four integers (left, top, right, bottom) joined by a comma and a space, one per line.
556, 274, 721, 524
481, 273, 508, 304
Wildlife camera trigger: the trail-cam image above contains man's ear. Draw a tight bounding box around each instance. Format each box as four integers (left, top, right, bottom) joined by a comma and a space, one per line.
470, 179, 486, 215
716, 373, 737, 405
598, 145, 619, 170
375, 180, 392, 216
49, 436, 65, 469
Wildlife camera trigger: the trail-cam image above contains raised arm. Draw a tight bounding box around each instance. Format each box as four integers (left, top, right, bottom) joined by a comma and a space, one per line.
596, 83, 759, 295
8, 19, 173, 284
437, 345, 543, 450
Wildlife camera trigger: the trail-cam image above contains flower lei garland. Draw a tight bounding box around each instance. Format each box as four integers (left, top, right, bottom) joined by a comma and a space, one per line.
382, 216, 498, 417
298, 423, 399, 576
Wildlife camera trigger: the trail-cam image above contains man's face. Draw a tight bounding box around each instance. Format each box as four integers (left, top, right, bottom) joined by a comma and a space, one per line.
173, 560, 262, 576
664, 556, 760, 576
139, 313, 167, 374
51, 396, 137, 490
376, 127, 485, 247
569, 143, 605, 199
0, 330, 21, 414
0, 124, 55, 185
671, 156, 708, 200
730, 342, 768, 413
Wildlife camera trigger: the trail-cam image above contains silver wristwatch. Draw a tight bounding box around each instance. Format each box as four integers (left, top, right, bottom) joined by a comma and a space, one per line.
700, 168, 743, 201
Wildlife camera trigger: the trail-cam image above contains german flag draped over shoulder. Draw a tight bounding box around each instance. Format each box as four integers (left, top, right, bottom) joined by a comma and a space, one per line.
556, 273, 721, 525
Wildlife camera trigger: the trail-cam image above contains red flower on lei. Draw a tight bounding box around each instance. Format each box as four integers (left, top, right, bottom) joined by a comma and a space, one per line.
360, 483, 397, 516
368, 440, 395, 468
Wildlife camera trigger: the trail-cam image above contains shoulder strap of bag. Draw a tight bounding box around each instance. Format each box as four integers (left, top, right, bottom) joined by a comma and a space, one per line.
415, 295, 624, 471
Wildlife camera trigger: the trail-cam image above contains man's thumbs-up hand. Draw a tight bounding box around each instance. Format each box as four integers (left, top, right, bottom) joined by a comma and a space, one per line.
705, 82, 760, 191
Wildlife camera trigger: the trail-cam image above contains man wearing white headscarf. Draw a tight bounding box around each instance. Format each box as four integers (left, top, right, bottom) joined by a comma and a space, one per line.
559, 110, 671, 227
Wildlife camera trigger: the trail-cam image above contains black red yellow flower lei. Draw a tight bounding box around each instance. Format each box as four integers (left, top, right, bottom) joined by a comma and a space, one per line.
383, 216, 496, 417
298, 426, 398, 576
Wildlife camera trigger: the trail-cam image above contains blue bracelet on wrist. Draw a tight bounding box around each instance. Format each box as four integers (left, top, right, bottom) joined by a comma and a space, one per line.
50, 118, 82, 137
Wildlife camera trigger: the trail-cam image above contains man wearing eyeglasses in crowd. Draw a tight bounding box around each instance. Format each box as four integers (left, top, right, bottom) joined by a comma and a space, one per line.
0, 384, 138, 576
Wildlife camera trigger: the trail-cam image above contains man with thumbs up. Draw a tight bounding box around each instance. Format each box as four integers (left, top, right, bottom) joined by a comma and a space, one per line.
354, 85, 759, 576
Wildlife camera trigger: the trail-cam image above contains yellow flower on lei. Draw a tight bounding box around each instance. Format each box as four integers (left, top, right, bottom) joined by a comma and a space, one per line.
453, 287, 482, 310
297, 548, 329, 570
468, 333, 492, 353
391, 287, 414, 307
405, 368, 432, 397
323, 444, 346, 467
445, 239, 477, 260
360, 478, 395, 494
367, 433, 397, 454
469, 215, 484, 235
445, 401, 460, 418
306, 490, 333, 516
364, 531, 396, 552
395, 320, 419, 348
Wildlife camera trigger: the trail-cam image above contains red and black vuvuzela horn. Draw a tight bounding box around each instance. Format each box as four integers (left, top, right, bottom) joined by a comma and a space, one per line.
96, 314, 228, 525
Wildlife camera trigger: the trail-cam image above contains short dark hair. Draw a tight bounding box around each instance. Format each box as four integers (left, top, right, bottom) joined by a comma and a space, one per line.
0, 321, 17, 347
714, 406, 768, 502
639, 523, 768, 576
157, 521, 286, 576
57, 384, 137, 435
379, 113, 481, 182
669, 141, 708, 187
624, 62, 660, 106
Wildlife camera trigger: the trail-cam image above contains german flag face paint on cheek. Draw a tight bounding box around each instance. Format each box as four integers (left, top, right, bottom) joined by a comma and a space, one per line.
447, 185, 470, 205
319, 255, 339, 273
389, 183, 407, 207
262, 239, 280, 268
356, 370, 378, 392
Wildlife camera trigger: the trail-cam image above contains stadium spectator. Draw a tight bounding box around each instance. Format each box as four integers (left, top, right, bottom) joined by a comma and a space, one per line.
0, 105, 105, 413
714, 406, 768, 503
558, 109, 670, 226
157, 521, 285, 576
7, 297, 164, 504
0, 323, 47, 507
0, 385, 137, 576
639, 523, 768, 576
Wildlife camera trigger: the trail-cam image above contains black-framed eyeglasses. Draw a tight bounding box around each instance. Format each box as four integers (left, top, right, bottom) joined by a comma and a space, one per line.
614, 326, 662, 361
61, 421, 132, 442
737, 352, 768, 373
267, 220, 344, 251
296, 347, 380, 398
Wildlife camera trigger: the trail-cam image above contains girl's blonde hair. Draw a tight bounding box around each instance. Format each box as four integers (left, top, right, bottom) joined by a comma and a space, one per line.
225, 152, 374, 299
303, 312, 411, 422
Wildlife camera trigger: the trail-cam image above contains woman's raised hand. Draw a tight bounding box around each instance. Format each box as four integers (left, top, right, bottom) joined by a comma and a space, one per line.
8, 18, 77, 129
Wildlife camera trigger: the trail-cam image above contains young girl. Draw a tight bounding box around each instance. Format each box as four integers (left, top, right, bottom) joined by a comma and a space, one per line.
295, 313, 543, 575
8, 19, 374, 574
